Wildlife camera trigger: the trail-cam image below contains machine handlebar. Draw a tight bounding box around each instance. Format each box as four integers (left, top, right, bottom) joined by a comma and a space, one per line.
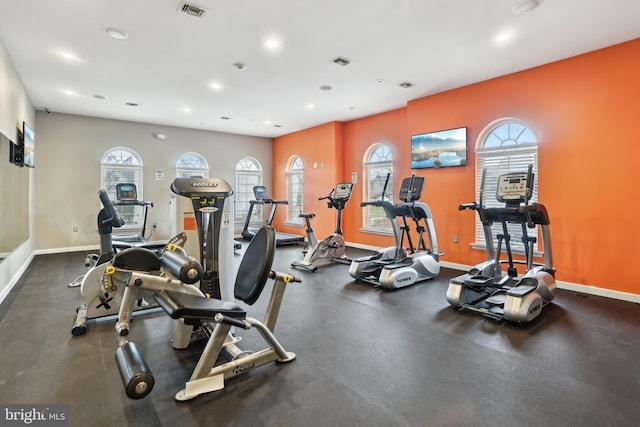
98, 189, 126, 228
459, 202, 479, 211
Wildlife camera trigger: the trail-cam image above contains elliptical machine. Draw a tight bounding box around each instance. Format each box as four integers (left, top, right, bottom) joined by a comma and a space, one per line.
291, 182, 353, 272
374, 175, 441, 289
446, 165, 556, 323
348, 173, 408, 283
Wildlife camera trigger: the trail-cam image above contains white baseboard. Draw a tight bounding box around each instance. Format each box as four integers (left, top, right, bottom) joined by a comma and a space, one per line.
0, 252, 35, 306
34, 245, 99, 256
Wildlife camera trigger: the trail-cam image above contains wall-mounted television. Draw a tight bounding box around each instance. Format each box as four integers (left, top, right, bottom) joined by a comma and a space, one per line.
22, 121, 34, 168
411, 126, 467, 169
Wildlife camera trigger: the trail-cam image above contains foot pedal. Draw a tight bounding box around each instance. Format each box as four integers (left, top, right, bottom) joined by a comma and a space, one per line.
486, 291, 506, 306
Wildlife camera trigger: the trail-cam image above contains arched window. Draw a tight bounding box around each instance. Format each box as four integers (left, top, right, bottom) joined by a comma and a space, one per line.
234, 157, 263, 223
101, 147, 143, 228
176, 152, 209, 178
286, 156, 304, 224
363, 144, 394, 232
475, 118, 539, 251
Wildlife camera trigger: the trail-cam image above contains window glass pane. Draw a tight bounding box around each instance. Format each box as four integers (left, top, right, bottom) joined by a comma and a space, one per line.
234, 157, 262, 222
101, 148, 143, 228
476, 120, 539, 251
364, 145, 393, 231
287, 156, 303, 224
176, 152, 209, 178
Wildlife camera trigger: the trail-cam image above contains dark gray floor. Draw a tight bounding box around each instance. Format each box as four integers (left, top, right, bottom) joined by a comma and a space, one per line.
1, 245, 640, 427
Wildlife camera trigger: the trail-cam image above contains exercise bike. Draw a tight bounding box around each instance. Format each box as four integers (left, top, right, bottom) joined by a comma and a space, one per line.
71, 189, 189, 335
446, 165, 557, 323
114, 225, 302, 401
291, 182, 353, 272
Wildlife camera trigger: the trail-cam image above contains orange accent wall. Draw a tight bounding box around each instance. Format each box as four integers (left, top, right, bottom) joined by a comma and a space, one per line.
273, 38, 640, 295
272, 122, 345, 239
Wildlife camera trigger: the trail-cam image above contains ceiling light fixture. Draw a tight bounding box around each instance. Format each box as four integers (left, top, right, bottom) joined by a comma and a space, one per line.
152, 133, 167, 140
220, 116, 231, 120
125, 102, 138, 107
513, 0, 542, 14
320, 85, 333, 91
399, 82, 415, 88
264, 37, 283, 52
93, 94, 107, 100
104, 27, 128, 40
376, 79, 385, 84
233, 63, 247, 71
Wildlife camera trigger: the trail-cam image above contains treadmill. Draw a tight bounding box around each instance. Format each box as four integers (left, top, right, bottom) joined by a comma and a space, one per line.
241, 185, 304, 246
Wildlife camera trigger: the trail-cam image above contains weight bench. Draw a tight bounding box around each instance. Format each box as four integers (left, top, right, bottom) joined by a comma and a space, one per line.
115, 225, 301, 401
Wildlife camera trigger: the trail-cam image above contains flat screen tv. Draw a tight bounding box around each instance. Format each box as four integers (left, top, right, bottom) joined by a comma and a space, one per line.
411, 126, 467, 169
22, 121, 34, 168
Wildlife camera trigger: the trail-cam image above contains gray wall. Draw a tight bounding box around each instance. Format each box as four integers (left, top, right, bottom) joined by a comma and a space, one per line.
34, 112, 273, 251
0, 39, 35, 300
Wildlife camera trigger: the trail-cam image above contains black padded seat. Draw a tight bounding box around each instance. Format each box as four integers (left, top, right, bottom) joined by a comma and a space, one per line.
111, 247, 162, 272
154, 290, 246, 320
234, 225, 276, 305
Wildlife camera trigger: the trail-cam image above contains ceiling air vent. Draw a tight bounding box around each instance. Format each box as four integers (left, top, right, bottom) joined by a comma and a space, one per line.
178, 1, 208, 18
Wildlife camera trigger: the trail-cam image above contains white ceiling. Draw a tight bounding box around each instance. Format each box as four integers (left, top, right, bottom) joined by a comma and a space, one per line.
1, 0, 639, 139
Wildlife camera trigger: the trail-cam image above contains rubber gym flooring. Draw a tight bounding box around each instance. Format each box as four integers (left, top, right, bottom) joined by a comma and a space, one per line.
1, 244, 639, 427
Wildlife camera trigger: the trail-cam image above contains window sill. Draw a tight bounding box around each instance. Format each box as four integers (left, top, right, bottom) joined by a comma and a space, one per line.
359, 228, 394, 237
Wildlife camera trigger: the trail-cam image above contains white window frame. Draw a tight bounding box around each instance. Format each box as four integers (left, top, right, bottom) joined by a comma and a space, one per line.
362, 144, 394, 234
234, 157, 263, 224
176, 152, 209, 179
101, 147, 143, 230
286, 156, 304, 225
474, 118, 540, 254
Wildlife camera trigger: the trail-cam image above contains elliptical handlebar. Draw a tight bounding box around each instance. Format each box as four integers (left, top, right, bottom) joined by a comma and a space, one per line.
458, 202, 479, 211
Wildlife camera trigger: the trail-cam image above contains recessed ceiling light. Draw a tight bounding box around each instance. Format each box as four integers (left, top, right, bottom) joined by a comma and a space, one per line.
264, 120, 272, 125
61, 89, 79, 97
399, 82, 414, 88
513, 0, 542, 14
104, 27, 128, 40
264, 37, 283, 52
208, 82, 224, 90
274, 124, 283, 128
179, 107, 192, 113
220, 116, 231, 120
320, 85, 333, 91
93, 94, 107, 100
233, 63, 247, 71
307, 104, 316, 109
152, 133, 167, 140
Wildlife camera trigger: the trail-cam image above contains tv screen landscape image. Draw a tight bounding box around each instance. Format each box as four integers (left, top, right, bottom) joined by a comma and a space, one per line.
411, 127, 467, 169
23, 121, 34, 168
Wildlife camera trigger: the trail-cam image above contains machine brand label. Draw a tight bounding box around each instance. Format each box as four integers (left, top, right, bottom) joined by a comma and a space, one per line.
191, 182, 218, 188
233, 361, 256, 374
529, 303, 541, 314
